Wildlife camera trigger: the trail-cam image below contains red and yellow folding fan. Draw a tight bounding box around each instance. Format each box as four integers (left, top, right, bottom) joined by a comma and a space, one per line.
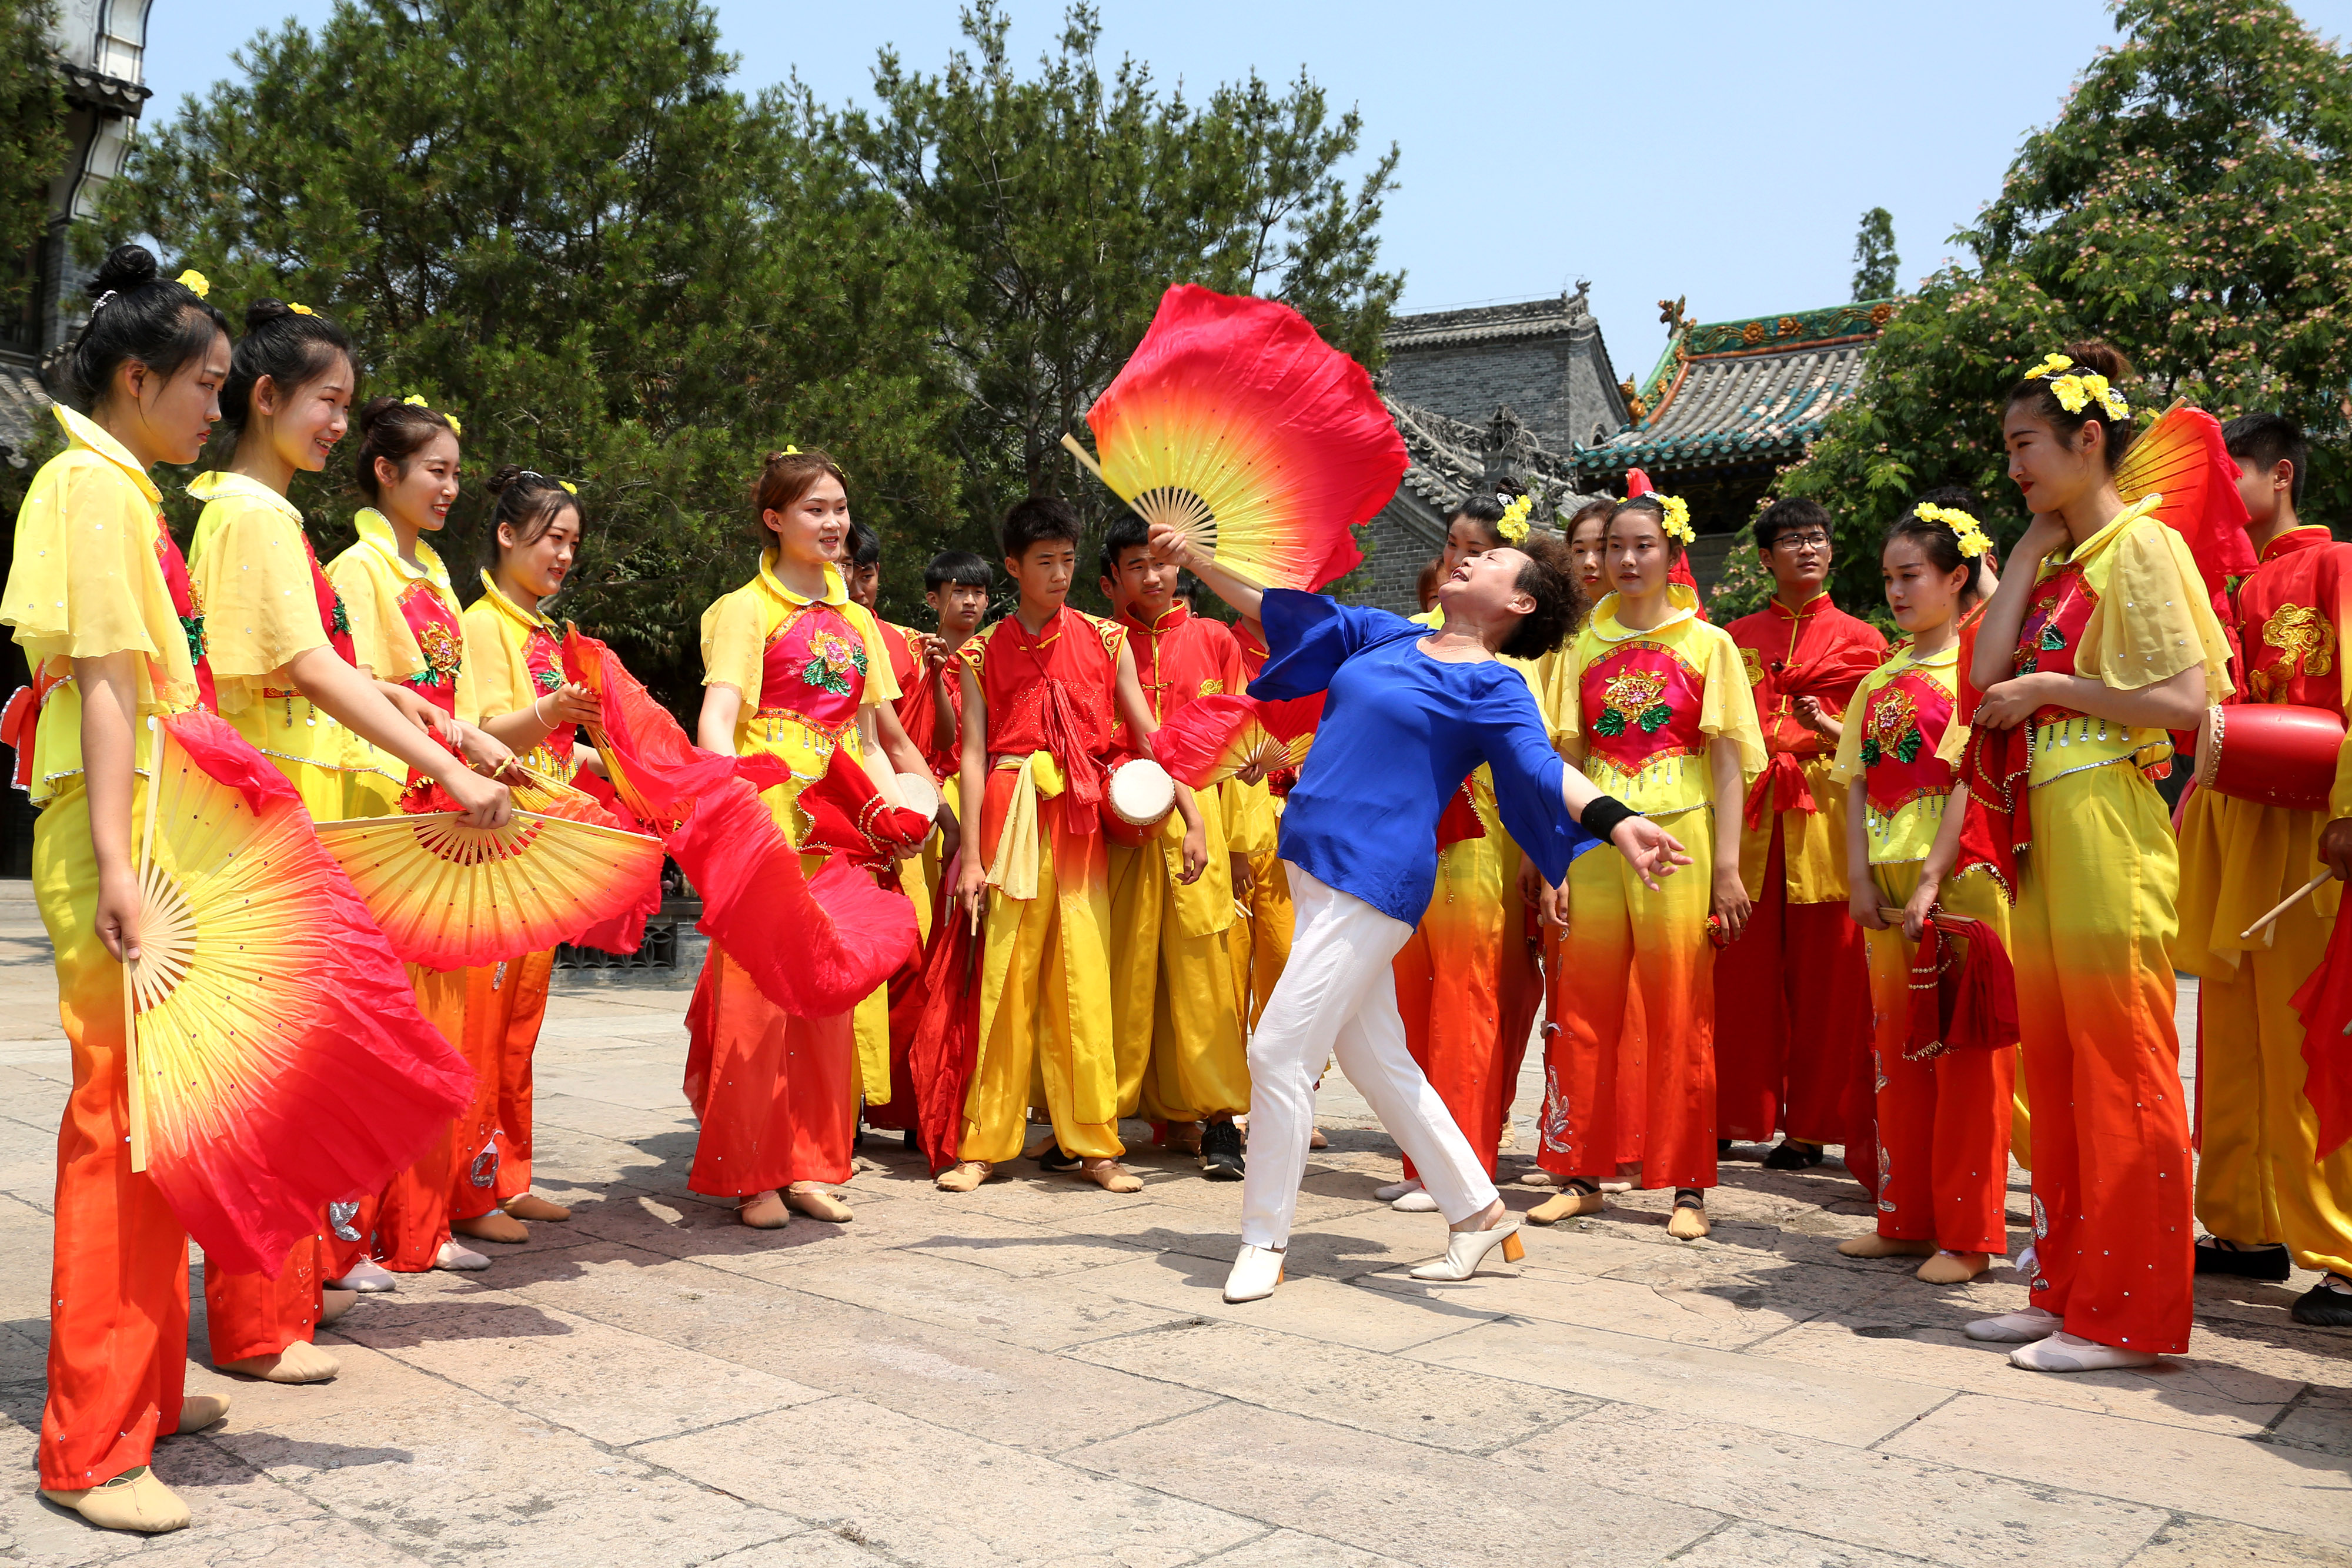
1151, 691, 1323, 788
123, 711, 473, 1276
562, 626, 917, 1014
2113, 401, 2256, 600
1063, 284, 1406, 591
505, 763, 664, 952
315, 804, 664, 971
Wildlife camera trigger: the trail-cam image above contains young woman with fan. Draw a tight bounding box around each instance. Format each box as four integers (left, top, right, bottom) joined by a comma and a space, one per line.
1377, 493, 1550, 1213
325, 394, 520, 1278
1529, 495, 1765, 1242
1952, 343, 2231, 1372
941, 496, 1207, 1196
187, 299, 513, 1383
1148, 523, 1684, 1300
455, 466, 607, 1246
1831, 501, 2015, 1285
688, 448, 924, 1230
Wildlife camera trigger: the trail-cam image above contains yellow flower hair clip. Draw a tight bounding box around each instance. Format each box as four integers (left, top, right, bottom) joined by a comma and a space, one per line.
559, 480, 577, 495
1495, 491, 1535, 544
402, 394, 462, 436
175, 269, 209, 298
2022, 352, 2127, 422
2021, 352, 2073, 382
1915, 502, 1991, 559
1658, 493, 1695, 545
289, 302, 315, 316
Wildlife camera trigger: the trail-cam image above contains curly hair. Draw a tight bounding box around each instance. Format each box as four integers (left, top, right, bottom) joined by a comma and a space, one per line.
1499, 533, 1586, 660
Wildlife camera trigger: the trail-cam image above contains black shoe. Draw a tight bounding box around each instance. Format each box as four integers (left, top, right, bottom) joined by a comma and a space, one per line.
2290, 1276, 2352, 1327
1716, 1139, 1732, 1157
1761, 1141, 1825, 1171
2194, 1239, 2292, 1282
1037, 1143, 1082, 1174
1200, 1119, 1245, 1181
903, 1128, 920, 1151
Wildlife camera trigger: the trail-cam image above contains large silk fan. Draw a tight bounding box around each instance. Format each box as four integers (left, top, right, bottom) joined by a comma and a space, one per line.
1151, 691, 1322, 789
124, 713, 473, 1275
1065, 285, 1406, 591
316, 808, 665, 971
2113, 400, 2256, 597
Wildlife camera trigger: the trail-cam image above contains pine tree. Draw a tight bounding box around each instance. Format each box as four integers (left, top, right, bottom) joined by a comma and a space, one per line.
1850, 206, 1898, 300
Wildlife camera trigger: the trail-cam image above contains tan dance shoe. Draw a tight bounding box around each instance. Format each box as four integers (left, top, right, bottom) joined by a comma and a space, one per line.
1527, 1186, 1606, 1225
1916, 1251, 1990, 1284
219, 1339, 339, 1384
786, 1184, 853, 1223
453, 1210, 529, 1245
737, 1190, 790, 1229
935, 1159, 992, 1192
1838, 1234, 1936, 1259
318, 1288, 359, 1328
1665, 1200, 1710, 1241
176, 1394, 230, 1434
503, 1192, 572, 1222
42, 1467, 190, 1533
1079, 1159, 1144, 1193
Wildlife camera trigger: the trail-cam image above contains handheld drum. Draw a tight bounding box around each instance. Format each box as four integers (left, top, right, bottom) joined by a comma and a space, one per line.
2193, 703, 2346, 813
1104, 757, 1176, 848
894, 773, 941, 843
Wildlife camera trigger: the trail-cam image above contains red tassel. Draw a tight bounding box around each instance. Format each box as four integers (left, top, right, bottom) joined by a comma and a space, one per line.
1904, 911, 2020, 1061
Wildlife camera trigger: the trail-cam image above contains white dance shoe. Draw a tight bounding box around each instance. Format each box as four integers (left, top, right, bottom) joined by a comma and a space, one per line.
433, 1241, 490, 1273
1391, 1189, 1439, 1212
1964, 1305, 2060, 1343
1374, 1178, 1422, 1202
327, 1258, 397, 1293
1224, 1244, 1285, 1303
1408, 1222, 1525, 1282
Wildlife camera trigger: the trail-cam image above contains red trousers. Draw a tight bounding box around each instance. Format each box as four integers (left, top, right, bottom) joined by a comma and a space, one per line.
860, 949, 929, 1135
450, 950, 554, 1216
373, 966, 469, 1272
202, 1226, 325, 1365
683, 946, 857, 1194
1713, 818, 1875, 1154
35, 784, 190, 1489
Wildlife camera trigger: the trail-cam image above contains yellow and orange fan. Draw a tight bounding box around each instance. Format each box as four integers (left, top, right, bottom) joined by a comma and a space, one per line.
1063, 284, 1408, 591
121, 713, 473, 1276
1152, 691, 1324, 789
316, 801, 664, 971
2112, 400, 2256, 599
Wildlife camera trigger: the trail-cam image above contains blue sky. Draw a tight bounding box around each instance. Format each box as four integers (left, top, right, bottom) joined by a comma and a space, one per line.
142, 1, 2352, 390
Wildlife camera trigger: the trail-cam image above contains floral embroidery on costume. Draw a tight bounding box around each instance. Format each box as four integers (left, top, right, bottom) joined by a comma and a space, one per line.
1593, 667, 1673, 737
1859, 686, 1923, 768
800, 626, 868, 697
412, 613, 463, 690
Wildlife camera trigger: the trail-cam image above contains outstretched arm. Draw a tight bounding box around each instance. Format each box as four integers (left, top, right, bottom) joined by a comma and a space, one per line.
1147, 523, 1262, 622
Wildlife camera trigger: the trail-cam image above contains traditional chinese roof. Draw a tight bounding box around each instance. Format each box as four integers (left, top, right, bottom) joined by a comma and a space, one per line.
1385, 290, 1605, 352
1576, 299, 1895, 483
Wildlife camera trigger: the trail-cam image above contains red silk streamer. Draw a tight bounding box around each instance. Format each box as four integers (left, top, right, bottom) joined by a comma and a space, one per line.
2291, 910, 2352, 1162
1903, 911, 2021, 1062
908, 860, 982, 1174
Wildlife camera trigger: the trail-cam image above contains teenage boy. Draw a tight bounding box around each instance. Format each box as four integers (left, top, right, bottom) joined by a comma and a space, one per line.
2177, 414, 2352, 1326
943, 498, 1207, 1193
1098, 514, 1254, 1179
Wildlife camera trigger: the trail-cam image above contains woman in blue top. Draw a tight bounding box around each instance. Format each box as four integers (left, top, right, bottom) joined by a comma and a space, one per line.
1151, 524, 1688, 1302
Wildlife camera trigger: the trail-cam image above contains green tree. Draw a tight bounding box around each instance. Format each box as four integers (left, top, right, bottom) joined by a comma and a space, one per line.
97, 0, 965, 701
819, 2, 1403, 607
1850, 206, 1897, 300
1716, 0, 2352, 620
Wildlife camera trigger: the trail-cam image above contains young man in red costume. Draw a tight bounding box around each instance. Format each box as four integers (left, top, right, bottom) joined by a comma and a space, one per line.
2176, 414, 2352, 1326
1715, 497, 1883, 1177
1099, 513, 1257, 1177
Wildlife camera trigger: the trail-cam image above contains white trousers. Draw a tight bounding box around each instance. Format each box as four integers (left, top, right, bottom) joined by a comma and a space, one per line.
1240, 863, 1499, 1249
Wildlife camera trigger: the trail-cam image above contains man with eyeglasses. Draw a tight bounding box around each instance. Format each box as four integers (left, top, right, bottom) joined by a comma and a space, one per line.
1716, 498, 1886, 1182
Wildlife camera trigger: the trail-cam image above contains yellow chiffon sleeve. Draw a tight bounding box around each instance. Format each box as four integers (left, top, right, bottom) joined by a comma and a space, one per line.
700, 584, 768, 696
2077, 520, 2235, 700
191, 502, 328, 710
4, 454, 178, 678
1828, 672, 1877, 786
326, 546, 412, 680
1544, 636, 1591, 750
845, 602, 900, 705
461, 600, 534, 720
1693, 623, 1768, 778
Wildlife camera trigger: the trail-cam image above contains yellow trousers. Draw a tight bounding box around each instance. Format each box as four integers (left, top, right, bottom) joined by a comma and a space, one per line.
960, 798, 1121, 1164
1108, 808, 1247, 1124
2195, 898, 2352, 1277
1230, 847, 1294, 1031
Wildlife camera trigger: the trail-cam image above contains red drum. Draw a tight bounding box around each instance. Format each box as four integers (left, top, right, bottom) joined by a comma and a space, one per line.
2193, 703, 2346, 813
1103, 757, 1175, 848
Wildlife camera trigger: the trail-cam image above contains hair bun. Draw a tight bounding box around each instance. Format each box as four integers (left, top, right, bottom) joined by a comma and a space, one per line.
762, 450, 791, 467
2062, 339, 2136, 385
486, 463, 524, 497
353, 393, 405, 436
245, 297, 293, 330
88, 243, 158, 300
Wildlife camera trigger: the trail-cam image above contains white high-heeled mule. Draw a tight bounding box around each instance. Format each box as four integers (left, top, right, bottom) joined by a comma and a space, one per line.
1409, 1222, 1525, 1281
1224, 1243, 1285, 1302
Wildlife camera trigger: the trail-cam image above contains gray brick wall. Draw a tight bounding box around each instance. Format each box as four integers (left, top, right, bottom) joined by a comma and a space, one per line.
1385, 333, 1623, 456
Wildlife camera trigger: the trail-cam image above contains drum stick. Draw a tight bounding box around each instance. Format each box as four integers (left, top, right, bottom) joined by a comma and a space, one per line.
1233, 899, 1252, 922
2240, 871, 2332, 942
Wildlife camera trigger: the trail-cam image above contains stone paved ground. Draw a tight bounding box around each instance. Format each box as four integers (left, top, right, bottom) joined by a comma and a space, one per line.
0, 881, 2347, 1566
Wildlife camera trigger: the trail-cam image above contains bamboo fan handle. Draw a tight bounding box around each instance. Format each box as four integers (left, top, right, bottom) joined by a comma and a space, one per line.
1876, 906, 1965, 931
1060, 431, 1111, 486
2240, 871, 2332, 942
125, 717, 163, 1174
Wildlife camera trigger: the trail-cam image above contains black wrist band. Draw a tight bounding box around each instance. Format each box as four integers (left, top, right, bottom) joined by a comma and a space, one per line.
1579, 794, 1637, 842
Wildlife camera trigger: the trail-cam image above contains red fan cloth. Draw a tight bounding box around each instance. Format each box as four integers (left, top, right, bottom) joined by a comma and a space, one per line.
1436, 778, 1486, 848
0, 667, 58, 789
1625, 468, 1708, 621
1740, 641, 1886, 828
562, 627, 914, 1015
534, 784, 664, 955
157, 711, 473, 1276
908, 856, 983, 1173
1903, 910, 2021, 1063
2115, 403, 2256, 609
2291, 907, 2352, 1162
1151, 691, 1322, 788
797, 745, 934, 874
